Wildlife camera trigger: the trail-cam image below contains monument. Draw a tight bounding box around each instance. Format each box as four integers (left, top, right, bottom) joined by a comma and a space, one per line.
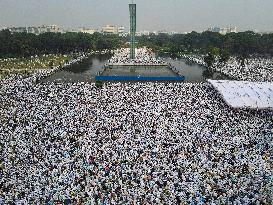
95, 1, 185, 82
129, 3, 136, 59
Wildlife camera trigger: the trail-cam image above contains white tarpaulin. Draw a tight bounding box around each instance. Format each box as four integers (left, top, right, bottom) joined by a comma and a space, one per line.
208, 80, 273, 110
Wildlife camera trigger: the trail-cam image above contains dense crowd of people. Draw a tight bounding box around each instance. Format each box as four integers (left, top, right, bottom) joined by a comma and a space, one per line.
1, 71, 272, 204
107, 48, 166, 66
181, 54, 273, 82
0, 47, 272, 204
212, 57, 273, 82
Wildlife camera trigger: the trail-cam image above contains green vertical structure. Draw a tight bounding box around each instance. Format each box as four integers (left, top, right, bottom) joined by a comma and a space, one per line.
129, 4, 136, 59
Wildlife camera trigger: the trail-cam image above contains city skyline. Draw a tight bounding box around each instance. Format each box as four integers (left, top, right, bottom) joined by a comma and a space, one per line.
0, 0, 273, 32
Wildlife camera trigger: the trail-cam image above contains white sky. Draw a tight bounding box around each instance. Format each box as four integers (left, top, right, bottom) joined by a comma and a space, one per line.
0, 0, 273, 32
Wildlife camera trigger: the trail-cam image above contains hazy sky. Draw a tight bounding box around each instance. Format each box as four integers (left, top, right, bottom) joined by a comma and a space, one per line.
0, 0, 273, 32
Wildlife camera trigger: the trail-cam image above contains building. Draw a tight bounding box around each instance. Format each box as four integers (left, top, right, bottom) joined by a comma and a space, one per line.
207, 27, 238, 35
170, 31, 179, 35
117, 26, 125, 35
158, 30, 169, 35
0, 27, 7, 31
37, 25, 61, 33
47, 24, 61, 33
63, 28, 80, 33
101, 25, 126, 35
79, 28, 98, 34
8, 27, 27, 33
102, 25, 117, 34
136, 30, 150, 36
27, 27, 40, 35
8, 25, 61, 34
207, 27, 221, 33
119, 32, 129, 37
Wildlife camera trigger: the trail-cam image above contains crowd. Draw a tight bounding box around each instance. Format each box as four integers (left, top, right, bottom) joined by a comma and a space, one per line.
0, 49, 115, 80
0, 72, 272, 204
0, 53, 91, 81
180, 54, 207, 67
181, 54, 273, 82
212, 57, 273, 82
107, 48, 166, 66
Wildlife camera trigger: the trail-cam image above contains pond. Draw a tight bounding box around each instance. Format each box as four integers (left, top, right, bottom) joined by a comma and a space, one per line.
40, 54, 229, 83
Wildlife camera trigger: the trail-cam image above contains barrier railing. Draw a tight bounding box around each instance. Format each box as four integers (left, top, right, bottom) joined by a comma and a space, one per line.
95, 76, 185, 81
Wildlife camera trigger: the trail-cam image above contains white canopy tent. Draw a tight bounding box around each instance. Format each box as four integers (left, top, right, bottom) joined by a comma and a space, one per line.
208, 80, 273, 110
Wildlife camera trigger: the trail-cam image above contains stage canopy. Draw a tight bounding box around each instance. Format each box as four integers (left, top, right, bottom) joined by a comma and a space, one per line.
208, 80, 273, 110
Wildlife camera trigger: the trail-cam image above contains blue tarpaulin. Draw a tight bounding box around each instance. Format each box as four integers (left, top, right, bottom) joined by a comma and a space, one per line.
95, 76, 185, 81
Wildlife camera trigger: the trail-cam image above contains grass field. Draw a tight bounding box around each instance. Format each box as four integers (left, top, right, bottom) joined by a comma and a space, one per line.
0, 54, 71, 78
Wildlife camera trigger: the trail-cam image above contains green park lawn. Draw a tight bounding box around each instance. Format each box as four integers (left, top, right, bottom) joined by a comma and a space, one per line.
0, 54, 70, 78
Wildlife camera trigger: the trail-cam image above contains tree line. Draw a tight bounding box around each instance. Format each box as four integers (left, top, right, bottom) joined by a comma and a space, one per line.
136, 31, 273, 57
0, 30, 123, 58
1, 29, 273, 58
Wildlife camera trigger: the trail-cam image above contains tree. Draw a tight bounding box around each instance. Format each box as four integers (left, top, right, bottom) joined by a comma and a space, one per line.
95, 80, 103, 88
204, 53, 215, 70
219, 49, 230, 63
1, 29, 273, 58
207, 46, 220, 56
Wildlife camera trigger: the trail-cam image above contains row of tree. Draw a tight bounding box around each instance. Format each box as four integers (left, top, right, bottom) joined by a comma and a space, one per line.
0, 30, 123, 58
136, 31, 273, 57
1, 29, 273, 58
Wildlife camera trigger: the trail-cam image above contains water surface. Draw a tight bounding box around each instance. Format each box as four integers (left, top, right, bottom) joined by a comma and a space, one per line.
41, 54, 228, 83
